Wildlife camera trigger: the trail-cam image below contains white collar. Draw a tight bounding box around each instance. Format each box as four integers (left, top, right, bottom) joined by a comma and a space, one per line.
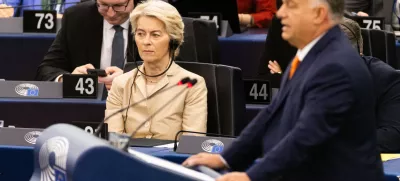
296, 32, 326, 61
103, 18, 130, 30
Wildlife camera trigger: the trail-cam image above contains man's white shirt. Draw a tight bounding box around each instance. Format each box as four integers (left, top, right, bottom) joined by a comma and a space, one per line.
55, 19, 129, 82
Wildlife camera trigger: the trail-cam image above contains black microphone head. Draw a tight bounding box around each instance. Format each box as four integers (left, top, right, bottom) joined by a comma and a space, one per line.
187, 79, 198, 88
179, 77, 190, 85
190, 79, 198, 85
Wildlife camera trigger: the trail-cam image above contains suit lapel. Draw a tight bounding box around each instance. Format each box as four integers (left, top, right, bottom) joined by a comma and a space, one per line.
267, 59, 297, 115
86, 3, 103, 68
149, 76, 169, 97
135, 62, 179, 97
278, 58, 292, 91
148, 62, 180, 97
267, 25, 343, 117
271, 56, 315, 111
135, 66, 147, 98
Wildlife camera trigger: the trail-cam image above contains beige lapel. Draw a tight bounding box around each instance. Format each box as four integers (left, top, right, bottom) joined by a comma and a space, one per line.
148, 62, 180, 97
134, 66, 147, 98
136, 62, 180, 98
149, 76, 169, 97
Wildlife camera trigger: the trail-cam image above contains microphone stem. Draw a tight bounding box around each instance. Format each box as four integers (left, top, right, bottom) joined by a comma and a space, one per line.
95, 83, 182, 136
122, 86, 190, 152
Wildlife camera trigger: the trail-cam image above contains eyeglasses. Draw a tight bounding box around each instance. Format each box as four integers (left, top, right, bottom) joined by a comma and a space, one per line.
96, 0, 130, 12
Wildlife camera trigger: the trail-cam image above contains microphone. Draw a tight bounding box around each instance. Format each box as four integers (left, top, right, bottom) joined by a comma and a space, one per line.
121, 79, 198, 151
94, 77, 191, 137
173, 130, 236, 152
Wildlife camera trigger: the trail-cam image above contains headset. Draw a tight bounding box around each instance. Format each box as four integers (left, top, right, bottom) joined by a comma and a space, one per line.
132, 38, 179, 77
122, 32, 180, 133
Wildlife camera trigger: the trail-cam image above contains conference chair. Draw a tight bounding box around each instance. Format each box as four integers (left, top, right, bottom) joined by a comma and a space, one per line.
381, 0, 395, 30
124, 61, 246, 136
361, 28, 398, 69
129, 17, 221, 64
0, 17, 220, 81
177, 17, 221, 64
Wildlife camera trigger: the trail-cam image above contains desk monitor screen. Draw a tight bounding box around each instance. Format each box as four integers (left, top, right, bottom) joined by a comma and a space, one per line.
169, 0, 241, 34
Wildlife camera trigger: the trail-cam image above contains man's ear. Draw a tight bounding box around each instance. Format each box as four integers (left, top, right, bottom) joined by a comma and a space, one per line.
313, 5, 329, 25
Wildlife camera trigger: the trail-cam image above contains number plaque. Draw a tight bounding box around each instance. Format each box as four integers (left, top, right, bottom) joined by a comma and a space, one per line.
244, 79, 271, 104
23, 10, 57, 33
62, 74, 98, 99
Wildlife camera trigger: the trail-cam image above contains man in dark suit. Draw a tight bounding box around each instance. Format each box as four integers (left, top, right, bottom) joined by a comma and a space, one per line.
264, 13, 400, 153
366, 56, 400, 153
183, 0, 384, 180
340, 17, 400, 153
35, 0, 136, 90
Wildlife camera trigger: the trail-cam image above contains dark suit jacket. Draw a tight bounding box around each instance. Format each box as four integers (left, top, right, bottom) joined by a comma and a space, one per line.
222, 26, 384, 181
35, 1, 134, 81
364, 56, 400, 153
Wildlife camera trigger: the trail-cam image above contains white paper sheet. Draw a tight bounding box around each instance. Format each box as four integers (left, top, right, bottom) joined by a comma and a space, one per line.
128, 148, 214, 181
154, 142, 178, 148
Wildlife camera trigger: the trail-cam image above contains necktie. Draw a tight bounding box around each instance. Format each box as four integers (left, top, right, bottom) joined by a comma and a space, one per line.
289, 56, 300, 79
111, 25, 125, 69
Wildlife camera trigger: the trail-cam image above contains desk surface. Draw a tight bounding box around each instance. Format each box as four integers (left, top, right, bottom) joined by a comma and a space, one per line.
219, 29, 267, 42
0, 98, 106, 128
0, 33, 57, 38
0, 96, 263, 129
0, 144, 190, 181
0, 145, 398, 181
0, 97, 105, 104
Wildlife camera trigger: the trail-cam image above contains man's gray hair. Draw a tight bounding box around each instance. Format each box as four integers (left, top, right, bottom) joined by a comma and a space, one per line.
315, 0, 345, 22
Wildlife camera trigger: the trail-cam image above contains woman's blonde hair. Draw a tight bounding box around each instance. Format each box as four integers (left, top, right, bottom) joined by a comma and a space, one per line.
130, 0, 184, 57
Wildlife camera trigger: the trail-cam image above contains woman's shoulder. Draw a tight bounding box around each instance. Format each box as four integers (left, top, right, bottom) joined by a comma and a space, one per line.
176, 64, 205, 83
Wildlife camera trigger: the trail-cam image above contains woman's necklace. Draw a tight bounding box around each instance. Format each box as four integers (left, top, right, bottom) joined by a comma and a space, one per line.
143, 67, 161, 83
145, 78, 159, 83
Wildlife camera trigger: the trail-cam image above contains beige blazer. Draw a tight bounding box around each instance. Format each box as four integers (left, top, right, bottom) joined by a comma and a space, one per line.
105, 62, 207, 140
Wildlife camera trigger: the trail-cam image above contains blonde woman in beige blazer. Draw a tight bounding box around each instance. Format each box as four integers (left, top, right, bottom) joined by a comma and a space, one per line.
105, 0, 207, 140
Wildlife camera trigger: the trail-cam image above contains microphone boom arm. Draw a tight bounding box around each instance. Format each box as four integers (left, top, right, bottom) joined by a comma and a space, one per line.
121, 79, 198, 151
94, 77, 190, 136
121, 86, 191, 151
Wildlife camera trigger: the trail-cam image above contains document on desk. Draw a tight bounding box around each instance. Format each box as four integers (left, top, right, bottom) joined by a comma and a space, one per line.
381, 154, 400, 162
395, 31, 400, 37
128, 148, 214, 181
154, 142, 178, 148
382, 154, 400, 177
